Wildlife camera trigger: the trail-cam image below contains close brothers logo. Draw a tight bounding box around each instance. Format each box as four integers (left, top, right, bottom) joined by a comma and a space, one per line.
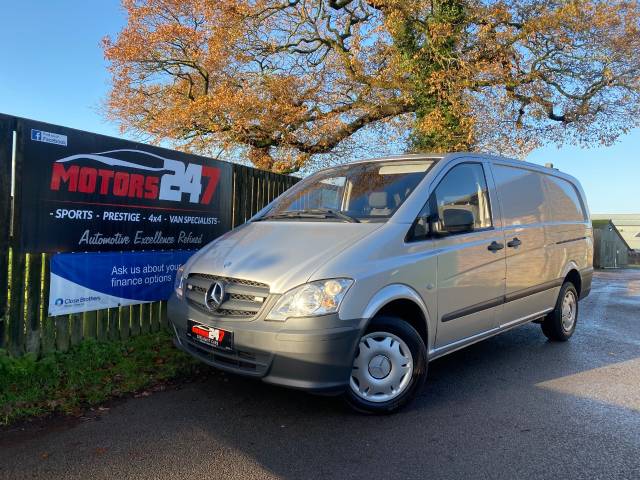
54, 296, 101, 307
49, 149, 221, 205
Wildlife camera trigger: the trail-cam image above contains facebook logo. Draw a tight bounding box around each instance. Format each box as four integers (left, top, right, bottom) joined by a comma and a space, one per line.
30, 128, 67, 146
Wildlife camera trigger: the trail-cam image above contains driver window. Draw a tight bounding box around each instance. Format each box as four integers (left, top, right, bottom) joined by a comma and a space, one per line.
433, 163, 492, 232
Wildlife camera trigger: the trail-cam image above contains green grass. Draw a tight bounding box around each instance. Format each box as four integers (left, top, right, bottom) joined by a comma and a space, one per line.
0, 331, 200, 426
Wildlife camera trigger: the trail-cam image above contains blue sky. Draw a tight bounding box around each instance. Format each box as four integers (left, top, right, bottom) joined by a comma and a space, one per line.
0, 0, 637, 214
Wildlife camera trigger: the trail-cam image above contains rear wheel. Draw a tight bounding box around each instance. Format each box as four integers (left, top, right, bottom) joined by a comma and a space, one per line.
345, 316, 427, 414
541, 282, 578, 341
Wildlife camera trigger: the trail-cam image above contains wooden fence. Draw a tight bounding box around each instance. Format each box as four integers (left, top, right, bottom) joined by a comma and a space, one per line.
0, 116, 299, 357
231, 164, 299, 226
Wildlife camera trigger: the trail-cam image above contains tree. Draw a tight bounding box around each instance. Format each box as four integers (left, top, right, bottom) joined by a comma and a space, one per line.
104, 0, 640, 172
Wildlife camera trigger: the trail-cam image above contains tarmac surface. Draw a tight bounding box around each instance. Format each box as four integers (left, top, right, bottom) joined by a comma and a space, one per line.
1, 269, 639, 479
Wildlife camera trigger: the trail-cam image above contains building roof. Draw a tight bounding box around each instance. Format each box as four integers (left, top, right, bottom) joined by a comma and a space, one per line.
591, 219, 634, 252
591, 214, 640, 251
592, 214, 640, 226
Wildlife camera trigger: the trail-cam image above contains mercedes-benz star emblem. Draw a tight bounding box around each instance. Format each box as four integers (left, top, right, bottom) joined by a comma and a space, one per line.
205, 281, 226, 311
368, 355, 392, 379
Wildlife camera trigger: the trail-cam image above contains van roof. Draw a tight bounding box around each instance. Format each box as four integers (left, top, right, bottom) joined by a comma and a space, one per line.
332, 152, 557, 174
319, 152, 583, 190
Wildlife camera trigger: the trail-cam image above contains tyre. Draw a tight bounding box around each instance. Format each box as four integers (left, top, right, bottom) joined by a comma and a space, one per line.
541, 281, 578, 342
344, 316, 427, 414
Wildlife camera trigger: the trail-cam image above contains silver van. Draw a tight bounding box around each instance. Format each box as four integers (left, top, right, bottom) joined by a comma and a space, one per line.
168, 153, 593, 413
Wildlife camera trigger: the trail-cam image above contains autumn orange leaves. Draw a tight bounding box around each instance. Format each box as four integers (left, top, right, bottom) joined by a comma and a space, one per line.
103, 1, 640, 172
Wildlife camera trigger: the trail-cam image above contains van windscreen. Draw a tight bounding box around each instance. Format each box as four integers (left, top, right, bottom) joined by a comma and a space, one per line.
258, 161, 435, 222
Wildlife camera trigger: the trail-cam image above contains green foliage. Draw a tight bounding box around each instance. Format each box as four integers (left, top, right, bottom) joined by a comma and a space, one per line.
0, 331, 199, 425
391, 0, 469, 152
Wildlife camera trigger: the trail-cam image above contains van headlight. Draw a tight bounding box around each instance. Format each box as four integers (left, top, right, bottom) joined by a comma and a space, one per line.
266, 279, 353, 321
174, 266, 186, 299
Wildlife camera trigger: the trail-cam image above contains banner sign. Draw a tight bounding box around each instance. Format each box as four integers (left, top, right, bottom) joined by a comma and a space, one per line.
48, 250, 193, 316
18, 119, 233, 252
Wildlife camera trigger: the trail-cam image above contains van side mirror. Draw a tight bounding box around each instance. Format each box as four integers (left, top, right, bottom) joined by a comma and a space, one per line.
441, 208, 475, 234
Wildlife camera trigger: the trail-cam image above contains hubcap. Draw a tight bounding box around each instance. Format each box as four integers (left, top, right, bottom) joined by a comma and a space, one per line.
561, 290, 577, 332
350, 332, 413, 403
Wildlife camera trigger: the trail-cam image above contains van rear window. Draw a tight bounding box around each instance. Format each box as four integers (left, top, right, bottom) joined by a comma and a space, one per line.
545, 175, 587, 222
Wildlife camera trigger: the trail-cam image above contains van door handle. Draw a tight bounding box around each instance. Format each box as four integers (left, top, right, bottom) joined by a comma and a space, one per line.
507, 237, 522, 248
487, 241, 504, 252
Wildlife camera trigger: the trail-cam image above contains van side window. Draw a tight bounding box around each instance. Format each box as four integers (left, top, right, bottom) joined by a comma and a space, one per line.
544, 175, 587, 222
493, 165, 548, 226
433, 163, 492, 232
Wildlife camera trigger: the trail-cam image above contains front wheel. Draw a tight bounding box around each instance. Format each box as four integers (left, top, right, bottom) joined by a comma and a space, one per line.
344, 316, 427, 414
541, 282, 578, 342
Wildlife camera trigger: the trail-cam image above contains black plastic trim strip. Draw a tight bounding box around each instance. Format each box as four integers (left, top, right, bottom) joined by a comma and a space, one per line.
556, 236, 587, 245
504, 278, 563, 303
441, 278, 563, 323
441, 297, 504, 323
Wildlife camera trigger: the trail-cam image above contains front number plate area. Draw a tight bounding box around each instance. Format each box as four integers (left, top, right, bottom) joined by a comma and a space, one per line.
186, 320, 234, 351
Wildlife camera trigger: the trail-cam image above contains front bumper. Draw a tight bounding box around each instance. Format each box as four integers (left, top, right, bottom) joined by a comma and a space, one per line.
168, 294, 364, 394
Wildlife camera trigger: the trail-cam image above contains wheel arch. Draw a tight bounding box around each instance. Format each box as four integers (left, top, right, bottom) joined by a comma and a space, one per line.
361, 284, 433, 352
560, 261, 582, 297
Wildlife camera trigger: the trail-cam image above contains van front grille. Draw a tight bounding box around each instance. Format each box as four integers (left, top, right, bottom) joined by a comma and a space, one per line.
184, 274, 269, 320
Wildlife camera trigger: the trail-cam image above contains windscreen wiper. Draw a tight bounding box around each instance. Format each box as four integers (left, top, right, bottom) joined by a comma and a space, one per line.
303, 209, 360, 223
253, 211, 325, 221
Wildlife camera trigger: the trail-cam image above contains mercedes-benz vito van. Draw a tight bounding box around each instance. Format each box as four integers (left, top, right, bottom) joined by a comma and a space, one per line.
168, 153, 593, 413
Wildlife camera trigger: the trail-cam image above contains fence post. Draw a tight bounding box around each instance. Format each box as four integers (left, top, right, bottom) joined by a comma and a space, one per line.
6, 118, 26, 356
119, 305, 130, 340
108, 308, 119, 341
70, 313, 83, 346
232, 164, 243, 227
7, 252, 26, 356
97, 309, 108, 341
83, 310, 97, 340
41, 253, 56, 355
140, 303, 150, 334
55, 315, 70, 352
240, 166, 249, 224
25, 253, 42, 356
130, 304, 141, 337
0, 115, 13, 350
160, 300, 168, 328
150, 302, 160, 332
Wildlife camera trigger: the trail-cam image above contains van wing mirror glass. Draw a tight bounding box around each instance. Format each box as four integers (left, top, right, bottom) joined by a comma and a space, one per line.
441, 208, 475, 234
